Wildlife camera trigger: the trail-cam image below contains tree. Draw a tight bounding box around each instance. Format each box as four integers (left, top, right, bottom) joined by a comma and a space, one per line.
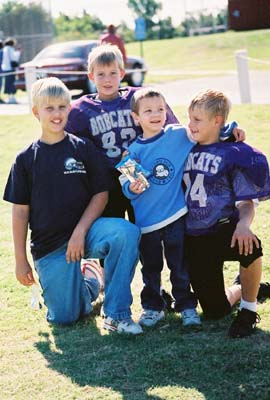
54, 11, 105, 41
179, 8, 228, 37
0, 1, 51, 36
127, 0, 162, 39
0, 1, 53, 61
158, 17, 176, 39
180, 13, 198, 37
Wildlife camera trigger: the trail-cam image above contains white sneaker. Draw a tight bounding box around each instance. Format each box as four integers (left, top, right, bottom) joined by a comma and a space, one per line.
139, 309, 165, 327
181, 308, 201, 327
8, 96, 18, 104
103, 316, 143, 335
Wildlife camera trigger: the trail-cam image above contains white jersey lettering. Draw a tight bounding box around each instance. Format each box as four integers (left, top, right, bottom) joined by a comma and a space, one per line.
185, 152, 222, 174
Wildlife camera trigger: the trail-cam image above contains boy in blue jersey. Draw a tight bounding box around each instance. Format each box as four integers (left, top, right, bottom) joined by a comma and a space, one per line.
3, 77, 143, 335
120, 88, 244, 328
185, 89, 270, 338
65, 44, 179, 221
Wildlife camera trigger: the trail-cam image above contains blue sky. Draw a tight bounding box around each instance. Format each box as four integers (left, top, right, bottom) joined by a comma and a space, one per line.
0, 0, 228, 27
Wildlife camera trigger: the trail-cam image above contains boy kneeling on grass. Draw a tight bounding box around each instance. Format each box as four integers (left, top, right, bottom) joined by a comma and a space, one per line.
185, 89, 270, 338
3, 77, 143, 335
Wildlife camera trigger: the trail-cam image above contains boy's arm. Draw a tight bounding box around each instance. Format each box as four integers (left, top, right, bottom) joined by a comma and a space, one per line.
66, 191, 108, 263
231, 200, 260, 256
12, 204, 35, 286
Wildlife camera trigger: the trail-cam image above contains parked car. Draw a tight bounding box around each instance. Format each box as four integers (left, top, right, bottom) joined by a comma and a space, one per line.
15, 40, 147, 94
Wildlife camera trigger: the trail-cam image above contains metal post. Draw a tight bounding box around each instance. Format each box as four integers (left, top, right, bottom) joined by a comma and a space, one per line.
140, 41, 144, 58
235, 49, 251, 104
25, 66, 37, 112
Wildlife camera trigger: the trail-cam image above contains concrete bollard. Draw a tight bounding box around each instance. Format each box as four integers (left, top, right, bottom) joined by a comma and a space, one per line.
25, 66, 37, 112
235, 49, 251, 104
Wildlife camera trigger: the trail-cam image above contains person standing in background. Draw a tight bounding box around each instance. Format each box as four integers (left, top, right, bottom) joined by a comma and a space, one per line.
1, 37, 21, 104
100, 25, 127, 64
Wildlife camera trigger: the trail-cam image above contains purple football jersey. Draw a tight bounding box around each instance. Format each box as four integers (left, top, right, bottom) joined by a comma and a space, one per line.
65, 87, 178, 168
184, 142, 270, 235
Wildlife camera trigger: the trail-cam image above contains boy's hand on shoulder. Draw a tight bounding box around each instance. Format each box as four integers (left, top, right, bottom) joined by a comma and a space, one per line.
66, 229, 85, 263
233, 127, 246, 142
231, 222, 259, 256
16, 261, 35, 286
129, 181, 144, 194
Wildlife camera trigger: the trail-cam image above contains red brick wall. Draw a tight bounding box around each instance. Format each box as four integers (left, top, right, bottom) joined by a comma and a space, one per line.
228, 0, 270, 30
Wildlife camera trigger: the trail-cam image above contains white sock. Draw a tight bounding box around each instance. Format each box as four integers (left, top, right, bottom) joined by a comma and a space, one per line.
240, 299, 257, 312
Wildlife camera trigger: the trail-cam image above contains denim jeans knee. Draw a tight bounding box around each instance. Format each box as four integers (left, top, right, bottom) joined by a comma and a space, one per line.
84, 217, 140, 320
34, 244, 94, 325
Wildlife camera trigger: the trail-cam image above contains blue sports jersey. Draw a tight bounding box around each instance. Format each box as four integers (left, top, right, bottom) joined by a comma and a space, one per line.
65, 87, 179, 168
3, 134, 112, 260
184, 142, 270, 235
122, 124, 194, 233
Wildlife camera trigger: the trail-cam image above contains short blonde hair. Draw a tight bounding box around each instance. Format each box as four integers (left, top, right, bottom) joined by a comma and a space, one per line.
189, 89, 231, 124
88, 44, 124, 73
31, 77, 71, 107
131, 87, 166, 114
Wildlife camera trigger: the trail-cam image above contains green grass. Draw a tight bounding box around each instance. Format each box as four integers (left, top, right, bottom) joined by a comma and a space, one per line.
126, 29, 270, 84
1, 105, 270, 399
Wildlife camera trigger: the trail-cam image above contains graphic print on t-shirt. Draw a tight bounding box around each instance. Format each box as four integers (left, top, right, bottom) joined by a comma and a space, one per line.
150, 158, 175, 185
64, 158, 86, 174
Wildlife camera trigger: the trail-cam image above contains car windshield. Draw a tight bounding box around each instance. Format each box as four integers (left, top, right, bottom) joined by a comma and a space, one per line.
34, 43, 86, 60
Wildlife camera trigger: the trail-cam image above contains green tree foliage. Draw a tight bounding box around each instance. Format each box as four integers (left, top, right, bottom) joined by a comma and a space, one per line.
216, 9, 228, 26
54, 11, 105, 41
127, 0, 162, 39
119, 22, 135, 43
0, 1, 51, 37
158, 17, 176, 39
0, 1, 53, 61
179, 9, 227, 36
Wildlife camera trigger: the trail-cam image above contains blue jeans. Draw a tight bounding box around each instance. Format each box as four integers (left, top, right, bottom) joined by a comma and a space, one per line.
140, 217, 197, 312
34, 217, 140, 325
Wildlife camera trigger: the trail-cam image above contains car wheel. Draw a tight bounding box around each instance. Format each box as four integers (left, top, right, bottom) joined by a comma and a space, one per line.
127, 63, 145, 87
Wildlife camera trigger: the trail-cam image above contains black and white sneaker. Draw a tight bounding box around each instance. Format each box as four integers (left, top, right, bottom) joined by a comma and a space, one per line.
228, 308, 260, 339
103, 316, 143, 335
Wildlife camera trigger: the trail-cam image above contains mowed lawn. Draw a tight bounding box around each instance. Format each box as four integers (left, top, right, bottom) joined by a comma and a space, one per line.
126, 29, 270, 83
0, 102, 270, 400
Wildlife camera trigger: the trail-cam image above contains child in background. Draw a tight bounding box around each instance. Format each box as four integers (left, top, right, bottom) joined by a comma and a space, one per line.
185, 89, 270, 338
3, 77, 142, 335
120, 88, 244, 328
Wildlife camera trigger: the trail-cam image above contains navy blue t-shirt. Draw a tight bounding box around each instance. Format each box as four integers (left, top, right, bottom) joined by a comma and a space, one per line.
4, 133, 112, 260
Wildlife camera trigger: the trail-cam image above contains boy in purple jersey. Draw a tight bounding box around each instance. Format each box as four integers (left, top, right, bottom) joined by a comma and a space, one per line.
65, 44, 178, 221
3, 77, 143, 335
184, 89, 270, 338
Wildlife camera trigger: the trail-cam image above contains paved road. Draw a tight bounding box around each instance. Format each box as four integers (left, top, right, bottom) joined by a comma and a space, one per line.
0, 71, 269, 115
152, 71, 270, 106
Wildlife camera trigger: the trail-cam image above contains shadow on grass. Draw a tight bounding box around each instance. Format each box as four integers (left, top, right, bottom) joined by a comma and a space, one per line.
35, 301, 270, 400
